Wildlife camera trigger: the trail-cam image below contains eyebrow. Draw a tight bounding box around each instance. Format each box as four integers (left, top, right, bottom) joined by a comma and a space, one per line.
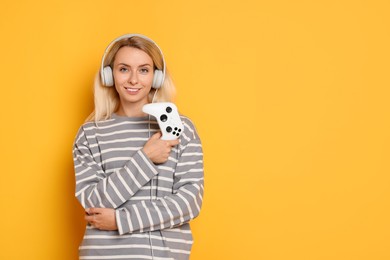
117, 63, 152, 67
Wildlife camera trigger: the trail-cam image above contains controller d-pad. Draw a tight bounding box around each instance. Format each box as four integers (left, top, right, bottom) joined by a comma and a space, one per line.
160, 114, 168, 122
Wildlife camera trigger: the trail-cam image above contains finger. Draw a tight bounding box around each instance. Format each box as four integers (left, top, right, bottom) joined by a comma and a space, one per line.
167, 139, 180, 147
85, 215, 94, 222
89, 208, 103, 215
86, 208, 97, 215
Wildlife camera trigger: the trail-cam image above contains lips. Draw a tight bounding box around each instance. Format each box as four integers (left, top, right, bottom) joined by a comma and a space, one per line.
124, 87, 141, 95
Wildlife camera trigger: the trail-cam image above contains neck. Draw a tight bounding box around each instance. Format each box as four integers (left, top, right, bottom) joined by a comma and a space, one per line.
116, 101, 149, 117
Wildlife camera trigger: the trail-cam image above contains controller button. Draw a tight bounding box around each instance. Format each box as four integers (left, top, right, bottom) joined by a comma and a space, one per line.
160, 114, 168, 122
176, 133, 180, 136
173, 131, 176, 135
166, 126, 172, 133
166, 106, 172, 113
174, 127, 178, 130
178, 129, 182, 132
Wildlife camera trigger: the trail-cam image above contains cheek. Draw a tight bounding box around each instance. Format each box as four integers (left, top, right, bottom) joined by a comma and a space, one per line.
140, 74, 154, 86
113, 72, 127, 84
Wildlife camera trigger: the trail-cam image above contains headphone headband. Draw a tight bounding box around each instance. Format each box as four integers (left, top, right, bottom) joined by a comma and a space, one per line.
100, 33, 166, 88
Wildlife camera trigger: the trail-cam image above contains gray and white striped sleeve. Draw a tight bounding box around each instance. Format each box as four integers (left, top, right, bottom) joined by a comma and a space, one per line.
115, 118, 204, 235
73, 126, 159, 209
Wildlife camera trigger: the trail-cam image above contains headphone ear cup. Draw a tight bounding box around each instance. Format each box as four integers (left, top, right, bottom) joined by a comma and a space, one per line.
102, 66, 114, 87
152, 69, 164, 89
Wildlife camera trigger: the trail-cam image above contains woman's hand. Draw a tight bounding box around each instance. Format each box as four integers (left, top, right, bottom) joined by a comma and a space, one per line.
142, 132, 180, 164
85, 208, 118, 231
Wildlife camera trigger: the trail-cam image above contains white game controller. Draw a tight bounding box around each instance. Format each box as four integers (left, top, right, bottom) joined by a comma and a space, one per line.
142, 102, 184, 140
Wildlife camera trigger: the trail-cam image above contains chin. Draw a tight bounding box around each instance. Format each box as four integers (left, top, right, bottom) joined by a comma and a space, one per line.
122, 96, 149, 105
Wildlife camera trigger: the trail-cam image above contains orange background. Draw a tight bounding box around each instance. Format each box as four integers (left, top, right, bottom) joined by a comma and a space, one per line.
0, 0, 389, 259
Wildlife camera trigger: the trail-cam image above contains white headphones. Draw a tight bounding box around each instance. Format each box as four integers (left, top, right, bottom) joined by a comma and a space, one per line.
100, 33, 166, 89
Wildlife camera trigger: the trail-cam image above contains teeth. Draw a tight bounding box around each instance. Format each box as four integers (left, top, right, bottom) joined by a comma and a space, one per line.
125, 88, 139, 92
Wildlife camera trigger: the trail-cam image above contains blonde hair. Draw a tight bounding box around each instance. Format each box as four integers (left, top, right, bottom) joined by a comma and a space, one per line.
86, 36, 176, 122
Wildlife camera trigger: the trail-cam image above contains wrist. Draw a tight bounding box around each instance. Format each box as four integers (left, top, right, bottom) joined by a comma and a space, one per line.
141, 147, 150, 159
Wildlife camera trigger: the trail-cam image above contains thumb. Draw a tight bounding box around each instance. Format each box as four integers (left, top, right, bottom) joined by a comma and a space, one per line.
151, 131, 162, 140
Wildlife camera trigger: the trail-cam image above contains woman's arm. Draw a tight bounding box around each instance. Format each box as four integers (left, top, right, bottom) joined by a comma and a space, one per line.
114, 119, 204, 235
73, 127, 160, 209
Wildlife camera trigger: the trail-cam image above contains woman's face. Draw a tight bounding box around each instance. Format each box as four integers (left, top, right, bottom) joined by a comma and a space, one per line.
113, 46, 154, 109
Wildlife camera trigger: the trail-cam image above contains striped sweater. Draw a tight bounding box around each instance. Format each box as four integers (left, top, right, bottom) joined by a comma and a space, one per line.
73, 113, 204, 260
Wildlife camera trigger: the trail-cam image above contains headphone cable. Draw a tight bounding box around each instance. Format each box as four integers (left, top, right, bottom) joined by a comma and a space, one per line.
148, 88, 159, 259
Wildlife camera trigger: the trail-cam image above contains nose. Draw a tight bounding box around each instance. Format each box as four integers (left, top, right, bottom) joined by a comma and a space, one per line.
128, 70, 138, 85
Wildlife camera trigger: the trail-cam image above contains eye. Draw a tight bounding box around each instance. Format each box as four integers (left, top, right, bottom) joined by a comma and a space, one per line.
119, 67, 128, 72
139, 68, 149, 74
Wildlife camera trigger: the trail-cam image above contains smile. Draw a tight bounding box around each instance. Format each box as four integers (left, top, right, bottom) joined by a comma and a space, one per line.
124, 87, 141, 94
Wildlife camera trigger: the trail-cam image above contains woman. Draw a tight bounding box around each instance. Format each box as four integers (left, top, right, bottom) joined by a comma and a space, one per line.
73, 34, 204, 260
